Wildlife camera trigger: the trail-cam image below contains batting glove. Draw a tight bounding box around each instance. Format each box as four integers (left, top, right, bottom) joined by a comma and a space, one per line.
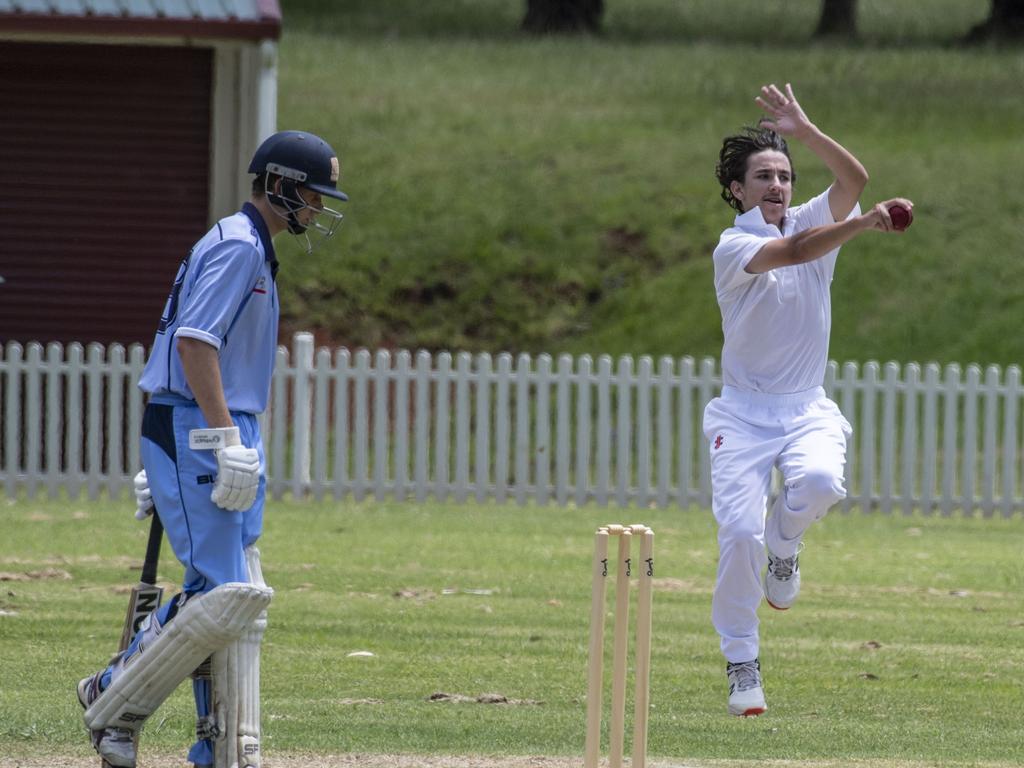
133, 469, 154, 520
210, 430, 261, 512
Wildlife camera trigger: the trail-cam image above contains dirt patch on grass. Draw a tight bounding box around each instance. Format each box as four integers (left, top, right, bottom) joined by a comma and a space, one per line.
0, 567, 72, 581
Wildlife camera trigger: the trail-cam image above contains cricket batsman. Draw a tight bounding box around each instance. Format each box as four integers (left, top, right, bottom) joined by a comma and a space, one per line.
77, 131, 349, 768
705, 84, 912, 716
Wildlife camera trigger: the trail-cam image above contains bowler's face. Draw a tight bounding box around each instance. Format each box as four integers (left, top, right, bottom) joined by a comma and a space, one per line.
730, 149, 793, 227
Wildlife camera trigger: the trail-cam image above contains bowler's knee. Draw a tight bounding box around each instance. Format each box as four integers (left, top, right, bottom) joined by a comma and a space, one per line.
790, 466, 845, 515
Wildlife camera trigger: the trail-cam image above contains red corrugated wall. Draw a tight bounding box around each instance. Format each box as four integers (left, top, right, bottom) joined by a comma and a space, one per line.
0, 41, 213, 346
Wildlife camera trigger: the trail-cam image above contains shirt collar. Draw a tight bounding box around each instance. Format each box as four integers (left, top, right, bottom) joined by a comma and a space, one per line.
241, 202, 279, 278
734, 205, 784, 237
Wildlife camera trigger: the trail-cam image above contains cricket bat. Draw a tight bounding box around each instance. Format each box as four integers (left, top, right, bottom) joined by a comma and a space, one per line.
116, 510, 165, 653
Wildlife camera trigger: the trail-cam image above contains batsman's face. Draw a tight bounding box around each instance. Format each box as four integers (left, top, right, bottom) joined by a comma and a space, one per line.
731, 150, 792, 227
295, 187, 325, 226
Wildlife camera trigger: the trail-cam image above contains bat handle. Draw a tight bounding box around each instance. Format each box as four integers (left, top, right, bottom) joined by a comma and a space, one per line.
140, 511, 163, 586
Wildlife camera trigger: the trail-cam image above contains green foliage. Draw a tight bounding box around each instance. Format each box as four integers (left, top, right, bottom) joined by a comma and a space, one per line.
271, 0, 1024, 368
1, 495, 1022, 764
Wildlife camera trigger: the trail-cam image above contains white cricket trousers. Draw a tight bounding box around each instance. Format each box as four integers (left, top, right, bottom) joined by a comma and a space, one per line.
703, 385, 852, 663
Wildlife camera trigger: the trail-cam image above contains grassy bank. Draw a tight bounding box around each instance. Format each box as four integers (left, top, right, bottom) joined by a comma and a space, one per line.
266, 0, 1024, 369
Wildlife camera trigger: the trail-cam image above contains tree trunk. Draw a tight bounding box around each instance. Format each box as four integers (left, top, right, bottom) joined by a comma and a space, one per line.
522, 0, 604, 35
964, 0, 1024, 42
814, 0, 858, 38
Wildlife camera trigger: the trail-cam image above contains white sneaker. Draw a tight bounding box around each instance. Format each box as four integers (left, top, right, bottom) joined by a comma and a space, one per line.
77, 673, 138, 768
764, 546, 801, 610
726, 659, 767, 717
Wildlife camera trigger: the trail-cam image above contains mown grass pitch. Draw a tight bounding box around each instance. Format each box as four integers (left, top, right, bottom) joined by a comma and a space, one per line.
1, 495, 1021, 766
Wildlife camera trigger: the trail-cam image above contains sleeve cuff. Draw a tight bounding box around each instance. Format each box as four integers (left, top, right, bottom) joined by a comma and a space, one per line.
174, 327, 222, 350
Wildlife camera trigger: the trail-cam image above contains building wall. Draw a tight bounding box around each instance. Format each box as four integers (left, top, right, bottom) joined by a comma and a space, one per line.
0, 40, 213, 346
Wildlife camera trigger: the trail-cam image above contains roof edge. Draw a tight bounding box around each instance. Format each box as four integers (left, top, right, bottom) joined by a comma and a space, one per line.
0, 12, 281, 42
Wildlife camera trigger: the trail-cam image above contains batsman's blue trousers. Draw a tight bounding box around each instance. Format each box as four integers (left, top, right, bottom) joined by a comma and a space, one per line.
141, 398, 265, 594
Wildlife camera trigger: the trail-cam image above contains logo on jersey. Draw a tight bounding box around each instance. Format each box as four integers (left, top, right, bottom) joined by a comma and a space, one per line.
714, 434, 724, 450
252, 276, 267, 295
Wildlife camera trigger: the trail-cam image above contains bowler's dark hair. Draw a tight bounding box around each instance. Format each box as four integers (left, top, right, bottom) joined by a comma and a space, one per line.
715, 125, 795, 212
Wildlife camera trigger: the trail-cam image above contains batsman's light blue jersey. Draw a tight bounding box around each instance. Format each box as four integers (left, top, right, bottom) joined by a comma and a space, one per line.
138, 203, 278, 414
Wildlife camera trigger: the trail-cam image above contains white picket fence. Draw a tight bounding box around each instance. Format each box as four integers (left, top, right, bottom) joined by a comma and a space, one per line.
2, 332, 1023, 516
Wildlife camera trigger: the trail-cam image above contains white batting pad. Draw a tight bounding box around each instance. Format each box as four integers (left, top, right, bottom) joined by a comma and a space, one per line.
214, 546, 269, 768
84, 582, 273, 732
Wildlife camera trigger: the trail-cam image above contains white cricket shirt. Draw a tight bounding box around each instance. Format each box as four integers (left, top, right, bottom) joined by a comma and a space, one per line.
712, 187, 860, 394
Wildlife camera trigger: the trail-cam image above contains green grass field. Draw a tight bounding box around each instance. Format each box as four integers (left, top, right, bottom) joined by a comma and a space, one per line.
2, 495, 1022, 766
271, 0, 1024, 370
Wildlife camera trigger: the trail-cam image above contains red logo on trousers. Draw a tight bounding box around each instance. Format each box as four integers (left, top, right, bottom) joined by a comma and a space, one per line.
714, 434, 724, 450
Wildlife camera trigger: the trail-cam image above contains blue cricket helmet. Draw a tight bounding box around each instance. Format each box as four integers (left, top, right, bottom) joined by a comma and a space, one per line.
248, 130, 348, 202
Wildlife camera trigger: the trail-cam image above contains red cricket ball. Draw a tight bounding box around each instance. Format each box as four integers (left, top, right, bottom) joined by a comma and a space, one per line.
888, 203, 913, 231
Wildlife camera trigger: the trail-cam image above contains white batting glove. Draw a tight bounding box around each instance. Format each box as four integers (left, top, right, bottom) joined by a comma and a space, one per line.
206, 429, 261, 512
189, 426, 261, 511
212, 444, 261, 511
133, 469, 154, 520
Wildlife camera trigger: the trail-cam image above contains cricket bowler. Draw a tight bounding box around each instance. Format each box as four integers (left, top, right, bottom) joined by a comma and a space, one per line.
706, 84, 912, 716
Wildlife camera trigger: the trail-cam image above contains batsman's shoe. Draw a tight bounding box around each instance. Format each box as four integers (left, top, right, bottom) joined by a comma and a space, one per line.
77, 672, 137, 768
764, 545, 801, 610
726, 659, 767, 717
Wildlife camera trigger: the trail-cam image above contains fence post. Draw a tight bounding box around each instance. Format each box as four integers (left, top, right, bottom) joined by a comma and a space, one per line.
3, 343, 23, 498
333, 348, 352, 501
86, 343, 105, 500
475, 353, 493, 504
676, 357, 695, 509
575, 355, 593, 507
494, 353, 512, 504
291, 333, 314, 499
269, 344, 289, 500
1002, 366, 1020, 518
434, 352, 452, 502
921, 364, 940, 515
941, 363, 961, 516
838, 361, 858, 512
595, 355, 612, 507
375, 349, 393, 502
311, 346, 332, 502
414, 350, 431, 503
45, 342, 64, 499
454, 352, 471, 503
514, 353, 531, 506
656, 356, 673, 509
962, 365, 981, 515
25, 343, 43, 499
394, 350, 412, 502
354, 349, 371, 502
615, 356, 633, 508
879, 362, 899, 515
555, 354, 572, 507
981, 365, 999, 517
636, 356, 653, 509
535, 354, 552, 506
900, 363, 920, 516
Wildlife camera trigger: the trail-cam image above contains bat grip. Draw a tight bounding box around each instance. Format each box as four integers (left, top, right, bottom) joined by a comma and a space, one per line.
140, 511, 164, 585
